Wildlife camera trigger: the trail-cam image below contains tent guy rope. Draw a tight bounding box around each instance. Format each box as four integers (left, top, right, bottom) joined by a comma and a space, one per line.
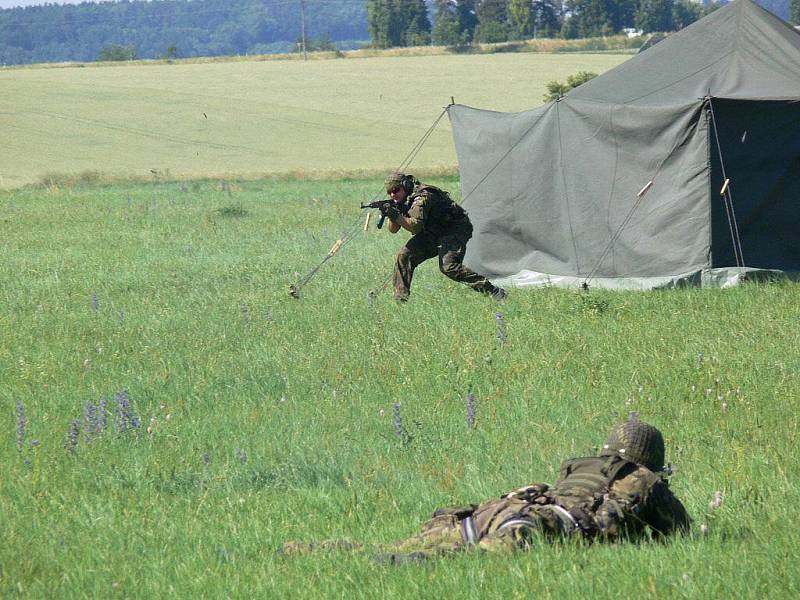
289, 105, 450, 299
708, 97, 746, 269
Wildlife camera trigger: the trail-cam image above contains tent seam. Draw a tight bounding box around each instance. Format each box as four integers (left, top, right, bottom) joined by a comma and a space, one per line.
607, 104, 620, 274
555, 100, 582, 275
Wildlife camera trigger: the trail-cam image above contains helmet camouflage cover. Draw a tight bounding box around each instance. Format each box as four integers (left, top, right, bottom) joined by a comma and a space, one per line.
384, 172, 406, 192
600, 419, 665, 471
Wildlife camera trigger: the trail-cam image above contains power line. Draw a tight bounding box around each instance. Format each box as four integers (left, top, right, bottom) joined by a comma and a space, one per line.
299, 0, 307, 60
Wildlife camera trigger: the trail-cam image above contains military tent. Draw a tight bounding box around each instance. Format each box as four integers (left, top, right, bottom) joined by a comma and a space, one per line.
449, 0, 800, 289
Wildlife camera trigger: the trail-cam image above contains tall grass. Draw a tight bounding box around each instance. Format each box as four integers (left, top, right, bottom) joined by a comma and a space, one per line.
1, 177, 798, 598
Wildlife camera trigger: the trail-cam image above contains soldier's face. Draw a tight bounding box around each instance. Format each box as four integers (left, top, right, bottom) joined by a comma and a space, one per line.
388, 186, 407, 203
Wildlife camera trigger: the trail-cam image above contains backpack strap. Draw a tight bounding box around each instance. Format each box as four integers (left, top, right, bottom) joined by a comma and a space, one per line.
600, 453, 638, 482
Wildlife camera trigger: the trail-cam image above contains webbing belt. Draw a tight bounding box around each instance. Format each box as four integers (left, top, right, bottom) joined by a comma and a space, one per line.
495, 516, 539, 534
460, 516, 479, 545
549, 505, 580, 534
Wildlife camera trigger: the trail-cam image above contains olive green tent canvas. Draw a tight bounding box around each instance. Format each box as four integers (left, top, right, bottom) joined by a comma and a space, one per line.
449, 0, 800, 289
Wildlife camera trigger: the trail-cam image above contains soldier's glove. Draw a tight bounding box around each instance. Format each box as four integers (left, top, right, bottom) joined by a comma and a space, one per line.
381, 204, 401, 221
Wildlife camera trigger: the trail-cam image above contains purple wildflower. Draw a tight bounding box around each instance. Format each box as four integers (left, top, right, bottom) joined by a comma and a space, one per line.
466, 391, 477, 429
202, 452, 211, 465
391, 403, 412, 447
495, 312, 506, 346
115, 389, 131, 431
97, 399, 108, 433
15, 400, 26, 452
114, 389, 139, 433
84, 402, 98, 439
65, 419, 81, 451
91, 292, 99, 313
392, 403, 404, 439
235, 448, 248, 464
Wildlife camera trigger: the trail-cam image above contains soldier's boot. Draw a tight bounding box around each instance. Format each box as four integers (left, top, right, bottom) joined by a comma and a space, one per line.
439, 250, 503, 298
372, 551, 430, 566
277, 539, 361, 556
490, 287, 507, 301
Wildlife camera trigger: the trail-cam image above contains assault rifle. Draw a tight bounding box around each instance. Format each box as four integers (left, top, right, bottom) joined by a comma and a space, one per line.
360, 199, 401, 229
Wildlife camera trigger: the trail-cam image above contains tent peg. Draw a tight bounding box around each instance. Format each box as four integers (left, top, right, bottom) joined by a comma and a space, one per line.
720, 178, 730, 196
327, 239, 344, 257
363, 212, 372, 231
637, 180, 654, 198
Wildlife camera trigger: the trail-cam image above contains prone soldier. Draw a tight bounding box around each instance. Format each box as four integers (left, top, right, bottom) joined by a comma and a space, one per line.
280, 418, 691, 563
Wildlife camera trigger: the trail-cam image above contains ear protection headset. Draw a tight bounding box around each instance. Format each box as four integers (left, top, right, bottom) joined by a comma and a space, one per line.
400, 174, 416, 195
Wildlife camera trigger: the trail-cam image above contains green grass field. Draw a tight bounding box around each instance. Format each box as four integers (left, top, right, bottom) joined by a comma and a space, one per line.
2, 177, 799, 597
0, 52, 629, 189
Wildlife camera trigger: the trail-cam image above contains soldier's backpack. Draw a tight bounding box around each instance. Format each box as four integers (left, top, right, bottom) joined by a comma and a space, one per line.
413, 184, 469, 226
549, 454, 641, 536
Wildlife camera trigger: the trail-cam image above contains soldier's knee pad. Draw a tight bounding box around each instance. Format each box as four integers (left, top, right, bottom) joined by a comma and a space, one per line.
396, 247, 413, 263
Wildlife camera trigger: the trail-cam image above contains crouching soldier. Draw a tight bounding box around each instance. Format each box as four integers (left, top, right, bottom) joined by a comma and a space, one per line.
279, 418, 691, 563
381, 172, 506, 302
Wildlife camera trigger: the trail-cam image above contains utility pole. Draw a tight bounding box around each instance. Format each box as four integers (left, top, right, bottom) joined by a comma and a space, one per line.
300, 0, 308, 60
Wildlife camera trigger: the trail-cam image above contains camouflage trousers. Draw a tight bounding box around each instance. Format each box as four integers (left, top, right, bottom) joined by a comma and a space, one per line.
392, 229, 499, 301
280, 491, 581, 563
381, 493, 577, 558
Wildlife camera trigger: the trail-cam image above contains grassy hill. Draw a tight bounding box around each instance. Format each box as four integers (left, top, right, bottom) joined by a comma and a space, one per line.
1, 177, 799, 597
3, 44, 797, 598
0, 50, 630, 189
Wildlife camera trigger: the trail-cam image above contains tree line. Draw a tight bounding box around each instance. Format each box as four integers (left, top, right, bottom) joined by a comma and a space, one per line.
0, 0, 794, 66
368, 0, 794, 49
0, 0, 367, 66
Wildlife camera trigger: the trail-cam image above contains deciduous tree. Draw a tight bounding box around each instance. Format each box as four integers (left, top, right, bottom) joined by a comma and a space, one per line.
672, 0, 704, 30
635, 0, 674, 33
404, 0, 432, 46
432, 0, 464, 46
474, 0, 510, 43
508, 0, 533, 39
367, 0, 392, 48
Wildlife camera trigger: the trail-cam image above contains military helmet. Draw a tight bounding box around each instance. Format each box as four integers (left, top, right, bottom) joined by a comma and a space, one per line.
600, 419, 665, 471
384, 172, 415, 194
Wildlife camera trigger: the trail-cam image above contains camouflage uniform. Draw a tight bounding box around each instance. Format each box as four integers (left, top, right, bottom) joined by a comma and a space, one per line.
374, 454, 689, 561
390, 181, 503, 301
280, 420, 690, 563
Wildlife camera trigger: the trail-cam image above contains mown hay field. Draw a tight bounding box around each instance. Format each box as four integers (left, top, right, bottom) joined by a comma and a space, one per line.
0, 52, 629, 189
2, 177, 799, 597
